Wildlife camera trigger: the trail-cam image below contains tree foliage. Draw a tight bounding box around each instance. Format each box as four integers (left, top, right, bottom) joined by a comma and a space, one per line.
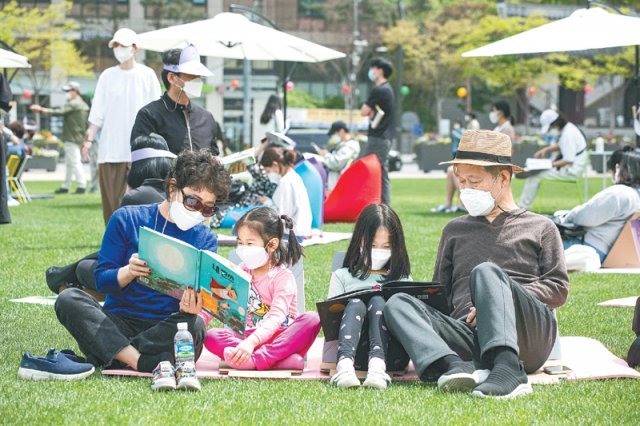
0, 1, 92, 99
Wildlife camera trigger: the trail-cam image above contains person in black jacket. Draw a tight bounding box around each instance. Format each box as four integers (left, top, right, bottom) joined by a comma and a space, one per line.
45, 133, 176, 296
130, 44, 219, 155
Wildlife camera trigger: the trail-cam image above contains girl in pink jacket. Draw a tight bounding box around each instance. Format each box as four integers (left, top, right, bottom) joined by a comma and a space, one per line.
204, 207, 320, 370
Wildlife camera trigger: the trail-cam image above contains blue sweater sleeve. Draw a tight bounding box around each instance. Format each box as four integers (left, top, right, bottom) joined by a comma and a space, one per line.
95, 209, 132, 294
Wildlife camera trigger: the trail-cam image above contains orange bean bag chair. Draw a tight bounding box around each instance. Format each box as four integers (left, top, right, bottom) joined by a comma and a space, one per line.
324, 154, 382, 223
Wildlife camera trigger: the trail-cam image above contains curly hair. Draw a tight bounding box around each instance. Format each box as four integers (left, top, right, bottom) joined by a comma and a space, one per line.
166, 149, 232, 201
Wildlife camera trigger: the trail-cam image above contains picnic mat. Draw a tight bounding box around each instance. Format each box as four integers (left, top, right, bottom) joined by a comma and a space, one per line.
216, 232, 352, 248
597, 296, 639, 308
102, 336, 640, 384
591, 268, 640, 274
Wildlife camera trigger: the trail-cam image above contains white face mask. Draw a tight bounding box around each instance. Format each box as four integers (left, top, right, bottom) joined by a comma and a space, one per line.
371, 248, 392, 270
236, 245, 270, 269
548, 128, 560, 138
179, 77, 203, 98
113, 46, 134, 64
329, 134, 341, 145
267, 172, 281, 184
459, 188, 497, 217
489, 111, 499, 124
169, 196, 204, 231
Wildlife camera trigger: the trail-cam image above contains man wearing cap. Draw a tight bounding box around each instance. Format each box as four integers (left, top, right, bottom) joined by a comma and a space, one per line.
384, 130, 569, 399
314, 120, 360, 190
518, 109, 587, 209
84, 28, 162, 223
130, 45, 219, 156
31, 82, 90, 194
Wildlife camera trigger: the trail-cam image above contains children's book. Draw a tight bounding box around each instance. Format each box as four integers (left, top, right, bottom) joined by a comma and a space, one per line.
137, 226, 251, 334
316, 281, 450, 341
221, 148, 256, 175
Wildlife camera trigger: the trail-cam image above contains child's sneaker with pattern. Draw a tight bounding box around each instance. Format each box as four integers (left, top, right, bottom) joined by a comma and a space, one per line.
151, 361, 176, 391
176, 361, 201, 391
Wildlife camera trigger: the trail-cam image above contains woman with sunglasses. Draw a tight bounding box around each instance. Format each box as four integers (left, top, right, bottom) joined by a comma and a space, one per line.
54, 149, 231, 390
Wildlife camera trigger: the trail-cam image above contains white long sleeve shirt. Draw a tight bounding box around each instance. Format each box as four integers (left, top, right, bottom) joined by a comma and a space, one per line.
271, 169, 312, 237
564, 184, 640, 255
88, 64, 161, 164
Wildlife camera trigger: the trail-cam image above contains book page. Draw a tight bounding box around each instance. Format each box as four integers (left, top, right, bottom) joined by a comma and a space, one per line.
198, 250, 252, 334
525, 158, 553, 171
137, 227, 199, 298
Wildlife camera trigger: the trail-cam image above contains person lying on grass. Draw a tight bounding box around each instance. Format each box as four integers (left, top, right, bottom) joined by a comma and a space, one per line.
384, 130, 569, 399
55, 149, 231, 389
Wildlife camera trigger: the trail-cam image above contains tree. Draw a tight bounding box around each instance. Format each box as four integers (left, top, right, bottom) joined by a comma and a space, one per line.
0, 1, 92, 107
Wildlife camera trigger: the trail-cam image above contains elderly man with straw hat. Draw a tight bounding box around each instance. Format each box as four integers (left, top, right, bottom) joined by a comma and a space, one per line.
384, 130, 569, 399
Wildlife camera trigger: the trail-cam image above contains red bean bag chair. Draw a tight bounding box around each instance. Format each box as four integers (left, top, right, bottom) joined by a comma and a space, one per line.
324, 154, 381, 223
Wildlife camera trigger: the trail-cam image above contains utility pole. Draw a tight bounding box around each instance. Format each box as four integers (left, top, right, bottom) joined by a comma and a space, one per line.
395, 0, 405, 151
349, 0, 367, 128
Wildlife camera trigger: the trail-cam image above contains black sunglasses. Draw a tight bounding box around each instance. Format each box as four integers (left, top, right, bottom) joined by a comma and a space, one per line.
180, 189, 218, 217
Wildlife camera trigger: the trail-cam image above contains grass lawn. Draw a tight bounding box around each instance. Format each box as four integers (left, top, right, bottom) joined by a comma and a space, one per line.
0, 178, 638, 424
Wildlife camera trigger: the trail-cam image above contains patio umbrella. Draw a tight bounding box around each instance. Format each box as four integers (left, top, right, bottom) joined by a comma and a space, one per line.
462, 7, 640, 57
462, 6, 640, 144
0, 48, 31, 69
136, 12, 345, 63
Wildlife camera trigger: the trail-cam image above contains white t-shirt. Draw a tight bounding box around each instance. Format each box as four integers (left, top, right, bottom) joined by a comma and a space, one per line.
88, 64, 161, 163
271, 169, 312, 237
558, 122, 587, 174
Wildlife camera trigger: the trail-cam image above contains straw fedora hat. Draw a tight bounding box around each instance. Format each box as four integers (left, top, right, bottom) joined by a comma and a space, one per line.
440, 129, 524, 172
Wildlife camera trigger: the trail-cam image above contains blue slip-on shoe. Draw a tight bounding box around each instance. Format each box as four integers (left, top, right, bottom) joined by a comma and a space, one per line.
18, 350, 95, 380
59, 349, 87, 364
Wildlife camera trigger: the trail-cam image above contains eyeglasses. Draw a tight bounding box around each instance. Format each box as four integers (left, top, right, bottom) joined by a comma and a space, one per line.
180, 189, 218, 217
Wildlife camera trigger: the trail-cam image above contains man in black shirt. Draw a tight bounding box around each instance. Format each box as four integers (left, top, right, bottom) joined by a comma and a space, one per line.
360, 57, 395, 205
130, 45, 219, 155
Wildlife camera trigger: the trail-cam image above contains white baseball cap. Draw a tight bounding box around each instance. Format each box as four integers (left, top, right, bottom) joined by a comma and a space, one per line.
62, 81, 81, 92
540, 109, 559, 134
162, 44, 213, 77
108, 28, 138, 48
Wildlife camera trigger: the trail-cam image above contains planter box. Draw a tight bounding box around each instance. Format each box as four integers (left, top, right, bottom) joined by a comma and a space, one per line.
416, 143, 452, 172
26, 156, 58, 172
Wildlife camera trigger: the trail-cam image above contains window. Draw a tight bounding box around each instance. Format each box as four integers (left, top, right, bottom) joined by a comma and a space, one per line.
298, 0, 325, 19
69, 0, 130, 19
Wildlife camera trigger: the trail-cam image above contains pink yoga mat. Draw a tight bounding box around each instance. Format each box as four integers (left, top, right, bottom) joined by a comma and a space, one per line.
102, 336, 640, 384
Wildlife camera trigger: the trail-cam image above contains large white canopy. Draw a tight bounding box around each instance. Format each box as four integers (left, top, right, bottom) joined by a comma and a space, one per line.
462, 7, 640, 57
137, 12, 345, 63
0, 48, 31, 69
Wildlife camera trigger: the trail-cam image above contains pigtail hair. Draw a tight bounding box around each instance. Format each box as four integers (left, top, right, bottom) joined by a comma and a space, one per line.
280, 214, 303, 266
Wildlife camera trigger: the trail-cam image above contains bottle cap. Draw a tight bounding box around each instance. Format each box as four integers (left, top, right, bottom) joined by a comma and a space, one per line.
177, 322, 188, 331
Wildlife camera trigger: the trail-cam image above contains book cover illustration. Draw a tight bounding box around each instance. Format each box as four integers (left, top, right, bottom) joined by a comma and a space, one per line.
137, 227, 251, 333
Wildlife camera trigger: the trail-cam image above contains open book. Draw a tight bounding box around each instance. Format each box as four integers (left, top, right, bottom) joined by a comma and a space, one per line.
137, 227, 251, 333
220, 148, 256, 175
316, 281, 450, 341
525, 158, 553, 171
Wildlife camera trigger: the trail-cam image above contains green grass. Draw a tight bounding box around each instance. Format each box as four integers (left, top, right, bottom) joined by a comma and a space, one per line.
1, 178, 638, 424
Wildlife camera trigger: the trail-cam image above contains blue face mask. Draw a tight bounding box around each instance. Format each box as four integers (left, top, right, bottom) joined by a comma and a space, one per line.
368, 69, 376, 82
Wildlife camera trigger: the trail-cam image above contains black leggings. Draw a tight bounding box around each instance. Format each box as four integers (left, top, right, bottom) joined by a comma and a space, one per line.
337, 295, 388, 365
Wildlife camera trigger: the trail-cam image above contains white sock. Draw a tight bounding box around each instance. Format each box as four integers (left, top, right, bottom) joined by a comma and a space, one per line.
368, 357, 386, 372
336, 358, 354, 372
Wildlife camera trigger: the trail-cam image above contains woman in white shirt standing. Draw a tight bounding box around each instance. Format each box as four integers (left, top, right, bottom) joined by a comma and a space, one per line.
259, 147, 312, 238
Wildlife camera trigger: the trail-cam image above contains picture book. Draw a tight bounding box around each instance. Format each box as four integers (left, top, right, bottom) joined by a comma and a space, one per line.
137, 226, 251, 334
316, 281, 450, 341
220, 148, 256, 175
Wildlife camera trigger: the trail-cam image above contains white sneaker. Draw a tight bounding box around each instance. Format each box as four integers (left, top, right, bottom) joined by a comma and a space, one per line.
8, 198, 19, 207
438, 369, 490, 392
331, 368, 360, 388
362, 368, 391, 389
176, 361, 201, 391
151, 361, 176, 391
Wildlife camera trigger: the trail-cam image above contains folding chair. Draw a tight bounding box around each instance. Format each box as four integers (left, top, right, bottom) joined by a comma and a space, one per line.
535, 151, 590, 213
7, 154, 32, 203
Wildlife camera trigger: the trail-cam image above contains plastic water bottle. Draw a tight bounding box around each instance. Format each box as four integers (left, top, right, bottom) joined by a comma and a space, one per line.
174, 322, 195, 365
